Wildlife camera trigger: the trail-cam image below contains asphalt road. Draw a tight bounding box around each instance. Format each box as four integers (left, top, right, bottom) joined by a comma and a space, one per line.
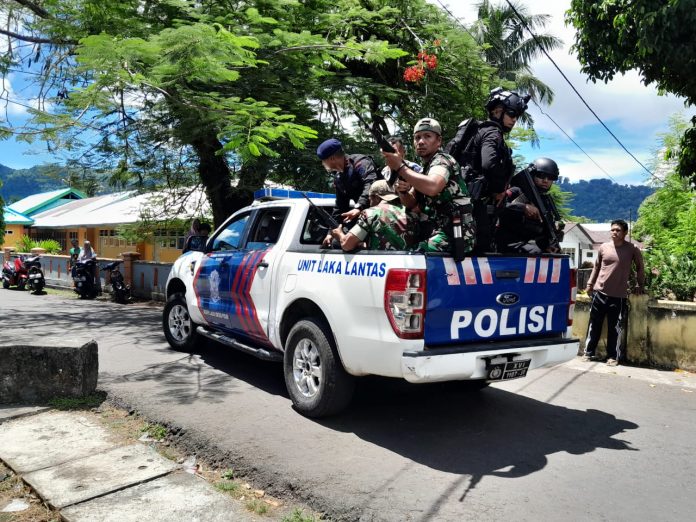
3, 289, 695, 521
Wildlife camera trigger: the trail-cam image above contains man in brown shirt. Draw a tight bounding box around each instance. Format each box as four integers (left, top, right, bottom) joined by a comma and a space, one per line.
582, 219, 645, 366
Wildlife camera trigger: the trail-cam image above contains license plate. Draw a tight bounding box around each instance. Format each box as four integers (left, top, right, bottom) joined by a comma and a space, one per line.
487, 359, 531, 381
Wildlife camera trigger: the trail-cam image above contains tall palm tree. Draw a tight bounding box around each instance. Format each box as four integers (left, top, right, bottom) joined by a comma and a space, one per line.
471, 0, 562, 106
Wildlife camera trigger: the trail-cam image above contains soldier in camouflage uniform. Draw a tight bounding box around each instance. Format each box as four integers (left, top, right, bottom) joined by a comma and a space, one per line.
330, 180, 419, 251
383, 117, 475, 254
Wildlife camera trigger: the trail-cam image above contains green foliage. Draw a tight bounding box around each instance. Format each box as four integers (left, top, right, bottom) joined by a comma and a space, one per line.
282, 509, 319, 522
0, 176, 5, 246
644, 251, 696, 302
15, 234, 35, 253
37, 239, 62, 254
566, 0, 696, 185
557, 178, 653, 223
140, 422, 168, 441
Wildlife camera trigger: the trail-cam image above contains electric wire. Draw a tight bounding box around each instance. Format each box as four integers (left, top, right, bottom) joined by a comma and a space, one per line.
502, 0, 657, 180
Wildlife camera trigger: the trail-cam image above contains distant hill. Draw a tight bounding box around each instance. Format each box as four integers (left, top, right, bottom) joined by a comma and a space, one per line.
558, 178, 654, 223
0, 163, 67, 204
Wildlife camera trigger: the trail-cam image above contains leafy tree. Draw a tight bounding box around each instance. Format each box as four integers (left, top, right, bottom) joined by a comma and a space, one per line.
471, 0, 561, 105
0, 0, 498, 226
566, 0, 696, 185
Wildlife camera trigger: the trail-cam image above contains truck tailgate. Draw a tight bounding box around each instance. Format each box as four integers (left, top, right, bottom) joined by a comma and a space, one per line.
424, 255, 571, 347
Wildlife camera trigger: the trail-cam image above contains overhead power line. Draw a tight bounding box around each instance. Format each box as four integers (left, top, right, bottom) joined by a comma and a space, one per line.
502, 0, 656, 180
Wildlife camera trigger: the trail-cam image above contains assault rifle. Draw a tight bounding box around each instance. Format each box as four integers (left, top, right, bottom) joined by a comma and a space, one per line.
353, 113, 401, 185
516, 169, 563, 251
301, 192, 340, 230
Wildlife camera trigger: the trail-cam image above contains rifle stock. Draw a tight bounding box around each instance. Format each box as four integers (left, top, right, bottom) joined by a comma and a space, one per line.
353, 113, 400, 184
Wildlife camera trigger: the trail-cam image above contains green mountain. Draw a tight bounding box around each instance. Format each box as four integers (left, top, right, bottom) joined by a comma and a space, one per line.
0, 163, 68, 204
558, 177, 654, 223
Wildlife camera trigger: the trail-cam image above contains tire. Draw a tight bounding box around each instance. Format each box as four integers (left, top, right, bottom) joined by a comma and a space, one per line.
2, 280, 9, 289
33, 281, 45, 293
17, 279, 26, 290
113, 282, 129, 304
163, 293, 202, 352
283, 317, 355, 418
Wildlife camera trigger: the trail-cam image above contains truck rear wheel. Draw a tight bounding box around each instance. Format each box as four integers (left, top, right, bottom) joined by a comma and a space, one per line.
284, 317, 355, 418
163, 293, 202, 352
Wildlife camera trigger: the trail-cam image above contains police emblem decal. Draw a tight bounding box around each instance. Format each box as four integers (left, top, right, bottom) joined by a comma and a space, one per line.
210, 269, 221, 303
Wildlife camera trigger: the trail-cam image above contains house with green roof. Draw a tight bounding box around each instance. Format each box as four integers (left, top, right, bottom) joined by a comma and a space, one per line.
3, 188, 85, 249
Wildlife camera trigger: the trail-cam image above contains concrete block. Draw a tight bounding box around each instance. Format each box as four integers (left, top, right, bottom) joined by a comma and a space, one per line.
0, 339, 98, 404
61, 471, 256, 522
23, 444, 177, 509
0, 411, 117, 473
0, 405, 51, 423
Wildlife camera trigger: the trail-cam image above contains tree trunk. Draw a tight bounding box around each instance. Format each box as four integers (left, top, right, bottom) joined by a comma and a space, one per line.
190, 132, 252, 228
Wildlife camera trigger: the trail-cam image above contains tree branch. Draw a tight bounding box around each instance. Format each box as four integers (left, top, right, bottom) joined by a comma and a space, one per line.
0, 27, 62, 45
11, 0, 50, 18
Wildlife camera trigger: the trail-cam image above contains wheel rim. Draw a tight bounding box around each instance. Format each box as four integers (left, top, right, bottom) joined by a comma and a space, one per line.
292, 338, 322, 399
168, 304, 192, 342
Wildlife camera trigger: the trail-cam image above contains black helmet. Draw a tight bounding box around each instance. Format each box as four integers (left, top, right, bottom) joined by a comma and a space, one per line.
485, 87, 531, 116
528, 157, 559, 181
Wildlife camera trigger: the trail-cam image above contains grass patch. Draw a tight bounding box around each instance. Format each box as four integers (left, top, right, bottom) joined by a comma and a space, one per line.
282, 509, 319, 522
246, 498, 269, 515
48, 391, 107, 410
215, 480, 240, 494
221, 469, 235, 480
140, 422, 168, 441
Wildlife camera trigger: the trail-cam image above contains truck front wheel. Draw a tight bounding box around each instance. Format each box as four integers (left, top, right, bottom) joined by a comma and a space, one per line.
284, 318, 355, 418
163, 293, 202, 352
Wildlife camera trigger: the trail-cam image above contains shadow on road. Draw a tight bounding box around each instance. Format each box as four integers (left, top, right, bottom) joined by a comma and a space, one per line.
321, 377, 638, 517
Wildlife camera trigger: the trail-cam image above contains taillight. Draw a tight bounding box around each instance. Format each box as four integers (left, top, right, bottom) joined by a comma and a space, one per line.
568, 268, 577, 326
384, 269, 426, 339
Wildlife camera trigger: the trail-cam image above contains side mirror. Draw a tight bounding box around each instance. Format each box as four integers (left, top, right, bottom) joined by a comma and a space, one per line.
183, 235, 207, 254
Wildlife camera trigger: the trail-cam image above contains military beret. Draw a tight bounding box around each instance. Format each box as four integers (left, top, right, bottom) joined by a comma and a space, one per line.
316, 138, 343, 160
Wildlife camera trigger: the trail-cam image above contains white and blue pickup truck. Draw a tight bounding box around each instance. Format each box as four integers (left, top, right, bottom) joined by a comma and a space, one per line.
163, 196, 579, 417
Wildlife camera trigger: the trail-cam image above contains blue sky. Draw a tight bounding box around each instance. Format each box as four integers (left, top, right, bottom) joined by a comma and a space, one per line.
1, 1, 690, 184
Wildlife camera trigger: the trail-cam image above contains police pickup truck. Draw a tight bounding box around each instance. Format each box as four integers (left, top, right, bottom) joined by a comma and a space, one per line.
163, 195, 579, 417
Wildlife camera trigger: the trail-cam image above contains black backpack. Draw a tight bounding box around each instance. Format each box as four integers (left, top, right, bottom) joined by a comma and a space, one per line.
444, 118, 481, 175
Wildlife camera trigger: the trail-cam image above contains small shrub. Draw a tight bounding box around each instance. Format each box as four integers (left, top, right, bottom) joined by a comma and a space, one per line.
37, 239, 62, 254
140, 422, 168, 441
246, 499, 268, 515
215, 480, 239, 493
221, 469, 235, 480
282, 509, 318, 522
48, 392, 107, 410
645, 250, 696, 301
15, 234, 36, 253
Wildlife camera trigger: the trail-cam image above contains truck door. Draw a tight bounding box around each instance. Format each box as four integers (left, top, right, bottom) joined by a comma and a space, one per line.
195, 207, 288, 347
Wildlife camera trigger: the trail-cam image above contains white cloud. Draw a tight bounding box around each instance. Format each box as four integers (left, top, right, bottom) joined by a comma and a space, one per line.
1, 75, 30, 116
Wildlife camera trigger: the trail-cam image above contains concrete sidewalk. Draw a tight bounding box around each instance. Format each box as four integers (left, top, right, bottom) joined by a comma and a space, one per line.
0, 408, 255, 521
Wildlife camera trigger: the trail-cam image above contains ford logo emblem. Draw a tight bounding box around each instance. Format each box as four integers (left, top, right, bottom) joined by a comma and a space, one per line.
496, 292, 520, 306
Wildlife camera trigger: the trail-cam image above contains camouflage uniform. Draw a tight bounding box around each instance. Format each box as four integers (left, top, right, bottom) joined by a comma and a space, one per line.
416, 151, 475, 253
349, 202, 419, 251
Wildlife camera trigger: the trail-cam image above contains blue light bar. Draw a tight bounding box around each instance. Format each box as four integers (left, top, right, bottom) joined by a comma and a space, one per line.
253, 188, 335, 200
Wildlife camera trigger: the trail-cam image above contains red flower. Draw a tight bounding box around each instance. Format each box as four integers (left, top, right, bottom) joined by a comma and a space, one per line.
403, 65, 426, 83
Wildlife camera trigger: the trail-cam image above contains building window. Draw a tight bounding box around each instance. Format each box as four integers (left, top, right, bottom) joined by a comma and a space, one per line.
99, 229, 136, 247
69, 231, 78, 240
586, 252, 594, 258
5, 230, 13, 235
154, 228, 186, 250
561, 248, 575, 257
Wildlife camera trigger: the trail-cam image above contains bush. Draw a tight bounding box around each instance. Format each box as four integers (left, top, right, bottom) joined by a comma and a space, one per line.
37, 239, 62, 254
645, 250, 696, 301
15, 234, 35, 253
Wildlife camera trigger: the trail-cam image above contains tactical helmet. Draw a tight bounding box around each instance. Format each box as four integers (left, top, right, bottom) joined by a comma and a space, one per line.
485, 87, 531, 116
528, 157, 559, 181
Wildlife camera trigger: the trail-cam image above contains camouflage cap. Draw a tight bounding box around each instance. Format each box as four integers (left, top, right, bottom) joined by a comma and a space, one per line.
369, 179, 399, 202
413, 117, 442, 136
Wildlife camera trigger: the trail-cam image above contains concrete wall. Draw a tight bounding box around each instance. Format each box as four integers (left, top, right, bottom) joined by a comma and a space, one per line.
572, 295, 696, 371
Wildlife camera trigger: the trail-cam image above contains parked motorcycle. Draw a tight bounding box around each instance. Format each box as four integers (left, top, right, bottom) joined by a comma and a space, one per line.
23, 255, 45, 293
101, 260, 130, 304
73, 258, 99, 299
2, 256, 28, 290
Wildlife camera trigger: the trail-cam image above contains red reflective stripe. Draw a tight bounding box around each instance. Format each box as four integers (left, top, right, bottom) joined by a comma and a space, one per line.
443, 257, 461, 286
462, 258, 477, 285
524, 258, 536, 283
551, 258, 562, 283
478, 257, 493, 284
537, 258, 549, 283
231, 252, 255, 333
241, 250, 268, 339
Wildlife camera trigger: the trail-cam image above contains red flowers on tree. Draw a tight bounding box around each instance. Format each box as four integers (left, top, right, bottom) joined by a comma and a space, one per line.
403, 48, 439, 84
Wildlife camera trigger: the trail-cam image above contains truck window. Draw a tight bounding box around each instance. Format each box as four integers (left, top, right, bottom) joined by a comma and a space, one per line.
211, 213, 250, 251
247, 208, 289, 249
301, 207, 335, 245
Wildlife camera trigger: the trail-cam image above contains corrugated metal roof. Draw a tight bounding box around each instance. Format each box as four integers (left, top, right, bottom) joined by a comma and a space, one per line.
7, 188, 87, 216
2, 207, 34, 225
30, 188, 210, 228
